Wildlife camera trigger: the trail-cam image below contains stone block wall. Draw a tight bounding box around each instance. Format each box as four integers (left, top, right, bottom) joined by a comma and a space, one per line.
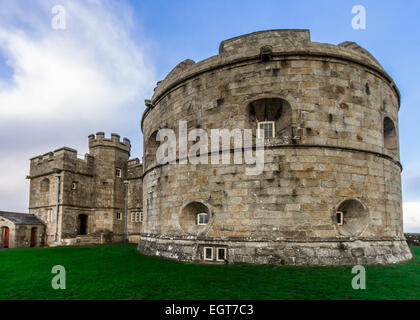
139, 29, 411, 265
127, 159, 143, 240
28, 133, 142, 246
0, 220, 44, 249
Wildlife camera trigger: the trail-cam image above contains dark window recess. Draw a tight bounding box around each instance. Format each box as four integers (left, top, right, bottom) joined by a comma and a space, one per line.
205, 247, 213, 260
365, 83, 370, 95
336, 212, 344, 225
217, 248, 226, 261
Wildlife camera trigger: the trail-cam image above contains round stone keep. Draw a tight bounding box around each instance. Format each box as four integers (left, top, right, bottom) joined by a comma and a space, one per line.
138, 29, 412, 265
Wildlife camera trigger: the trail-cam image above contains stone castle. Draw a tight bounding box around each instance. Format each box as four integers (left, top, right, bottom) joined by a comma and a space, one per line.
0, 133, 143, 248
0, 29, 413, 265
138, 29, 412, 265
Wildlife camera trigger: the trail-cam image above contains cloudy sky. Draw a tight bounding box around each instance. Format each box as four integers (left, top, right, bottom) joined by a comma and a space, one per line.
0, 0, 419, 232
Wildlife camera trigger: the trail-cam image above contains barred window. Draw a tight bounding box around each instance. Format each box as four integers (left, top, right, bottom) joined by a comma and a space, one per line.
131, 212, 143, 223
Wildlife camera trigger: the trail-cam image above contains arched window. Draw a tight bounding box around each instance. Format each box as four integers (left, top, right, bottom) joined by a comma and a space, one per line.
383, 117, 397, 151
336, 199, 369, 237
247, 98, 292, 139
145, 131, 159, 167
40, 178, 50, 192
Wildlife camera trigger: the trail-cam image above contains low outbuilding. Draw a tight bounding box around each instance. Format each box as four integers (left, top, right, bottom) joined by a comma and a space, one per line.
0, 211, 45, 249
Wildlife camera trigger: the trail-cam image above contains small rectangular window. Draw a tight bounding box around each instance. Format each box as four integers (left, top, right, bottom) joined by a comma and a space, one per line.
257, 121, 275, 138
336, 211, 344, 226
197, 213, 209, 225
131, 212, 135, 222
71, 182, 77, 190
115, 168, 122, 177
140, 212, 143, 222
117, 212, 122, 220
216, 248, 226, 261
204, 247, 213, 261
135, 212, 139, 222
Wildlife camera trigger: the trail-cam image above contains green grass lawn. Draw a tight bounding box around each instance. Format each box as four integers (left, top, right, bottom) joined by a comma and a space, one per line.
0, 244, 419, 300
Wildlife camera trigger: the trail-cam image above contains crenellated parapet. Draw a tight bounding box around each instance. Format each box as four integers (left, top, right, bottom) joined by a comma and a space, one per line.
29, 147, 94, 178
27, 131, 141, 245
88, 132, 131, 154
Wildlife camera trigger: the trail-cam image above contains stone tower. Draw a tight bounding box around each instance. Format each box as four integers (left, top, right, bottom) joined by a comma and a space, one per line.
138, 29, 412, 265
88, 133, 131, 240
28, 132, 142, 245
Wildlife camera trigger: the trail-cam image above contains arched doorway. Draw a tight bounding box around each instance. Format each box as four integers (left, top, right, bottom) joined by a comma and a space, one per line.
77, 214, 88, 235
3, 227, 9, 248
30, 227, 37, 247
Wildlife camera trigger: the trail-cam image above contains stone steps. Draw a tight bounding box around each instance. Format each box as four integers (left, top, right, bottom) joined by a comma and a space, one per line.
74, 235, 101, 246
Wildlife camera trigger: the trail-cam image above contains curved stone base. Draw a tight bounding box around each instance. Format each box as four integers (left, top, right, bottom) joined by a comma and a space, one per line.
138, 235, 413, 266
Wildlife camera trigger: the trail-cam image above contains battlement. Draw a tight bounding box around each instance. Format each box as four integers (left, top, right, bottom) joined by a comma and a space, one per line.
29, 147, 94, 178
30, 147, 80, 164
88, 132, 131, 153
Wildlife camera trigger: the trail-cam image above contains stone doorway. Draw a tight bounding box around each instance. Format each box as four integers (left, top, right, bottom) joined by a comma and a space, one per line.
30, 227, 37, 247
77, 214, 88, 235
3, 227, 9, 248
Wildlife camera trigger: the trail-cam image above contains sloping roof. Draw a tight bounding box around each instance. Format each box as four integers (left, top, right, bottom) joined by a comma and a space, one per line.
0, 211, 44, 225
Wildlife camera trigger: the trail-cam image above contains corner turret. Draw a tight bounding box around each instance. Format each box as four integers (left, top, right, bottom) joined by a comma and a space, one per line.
88, 132, 131, 155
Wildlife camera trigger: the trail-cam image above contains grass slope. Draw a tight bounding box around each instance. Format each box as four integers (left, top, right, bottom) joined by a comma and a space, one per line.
0, 244, 418, 300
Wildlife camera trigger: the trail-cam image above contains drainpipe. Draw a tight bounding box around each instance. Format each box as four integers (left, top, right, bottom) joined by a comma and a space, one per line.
53, 173, 61, 242
123, 180, 129, 244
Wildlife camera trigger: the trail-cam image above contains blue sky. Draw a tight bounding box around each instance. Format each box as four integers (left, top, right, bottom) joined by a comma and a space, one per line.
0, 0, 419, 230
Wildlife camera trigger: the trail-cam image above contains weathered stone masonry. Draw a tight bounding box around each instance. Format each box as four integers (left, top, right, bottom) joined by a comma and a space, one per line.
27, 133, 143, 246
138, 29, 412, 265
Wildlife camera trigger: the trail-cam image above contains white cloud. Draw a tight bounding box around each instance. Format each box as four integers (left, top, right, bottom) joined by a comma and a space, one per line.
403, 202, 420, 233
0, 0, 155, 212
0, 0, 154, 120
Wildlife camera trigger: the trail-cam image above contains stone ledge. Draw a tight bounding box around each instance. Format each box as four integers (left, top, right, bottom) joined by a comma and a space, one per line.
138, 236, 413, 266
